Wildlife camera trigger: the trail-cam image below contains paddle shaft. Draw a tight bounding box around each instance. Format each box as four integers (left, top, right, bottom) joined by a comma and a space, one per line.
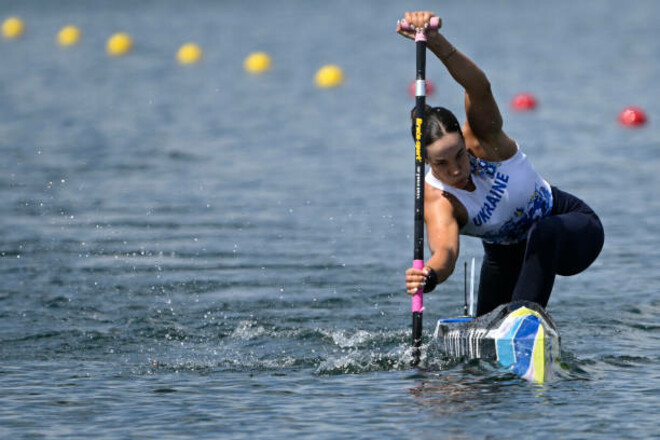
401, 17, 439, 366
411, 36, 427, 367
400, 16, 439, 367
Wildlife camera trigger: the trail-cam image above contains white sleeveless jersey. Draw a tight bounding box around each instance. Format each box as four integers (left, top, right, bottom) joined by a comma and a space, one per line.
426, 148, 553, 245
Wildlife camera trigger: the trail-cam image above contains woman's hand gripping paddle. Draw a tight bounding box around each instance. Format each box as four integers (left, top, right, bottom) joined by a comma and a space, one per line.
399, 15, 440, 367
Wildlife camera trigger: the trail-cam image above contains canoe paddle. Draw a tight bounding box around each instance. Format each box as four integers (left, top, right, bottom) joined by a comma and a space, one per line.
399, 16, 440, 367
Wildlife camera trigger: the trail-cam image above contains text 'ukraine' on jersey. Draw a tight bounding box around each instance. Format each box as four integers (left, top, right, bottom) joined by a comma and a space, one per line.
426, 148, 553, 245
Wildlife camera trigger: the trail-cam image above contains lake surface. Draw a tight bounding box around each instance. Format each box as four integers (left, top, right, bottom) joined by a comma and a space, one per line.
1, 0, 658, 438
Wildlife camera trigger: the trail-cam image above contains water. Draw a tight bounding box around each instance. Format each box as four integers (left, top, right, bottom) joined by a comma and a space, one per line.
1, 0, 658, 438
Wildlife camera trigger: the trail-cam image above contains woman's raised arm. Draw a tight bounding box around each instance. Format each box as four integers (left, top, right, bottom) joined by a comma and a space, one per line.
397, 12, 517, 158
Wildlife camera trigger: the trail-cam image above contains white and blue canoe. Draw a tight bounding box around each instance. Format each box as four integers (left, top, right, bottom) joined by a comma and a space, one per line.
432, 301, 561, 383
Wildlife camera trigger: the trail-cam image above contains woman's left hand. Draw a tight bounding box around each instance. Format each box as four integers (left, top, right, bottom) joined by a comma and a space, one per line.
406, 266, 430, 295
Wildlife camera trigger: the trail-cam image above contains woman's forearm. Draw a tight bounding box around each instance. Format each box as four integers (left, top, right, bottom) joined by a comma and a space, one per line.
427, 33, 491, 97
426, 246, 458, 284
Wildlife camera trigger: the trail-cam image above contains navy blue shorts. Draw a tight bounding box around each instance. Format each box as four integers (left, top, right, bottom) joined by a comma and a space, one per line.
476, 187, 604, 316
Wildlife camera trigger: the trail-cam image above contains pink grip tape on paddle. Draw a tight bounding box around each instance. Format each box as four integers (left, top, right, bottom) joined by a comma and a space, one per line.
399, 17, 440, 42
412, 259, 424, 313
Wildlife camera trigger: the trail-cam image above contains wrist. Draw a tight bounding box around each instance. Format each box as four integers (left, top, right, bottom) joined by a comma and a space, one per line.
423, 267, 439, 293
428, 34, 456, 62
440, 46, 457, 62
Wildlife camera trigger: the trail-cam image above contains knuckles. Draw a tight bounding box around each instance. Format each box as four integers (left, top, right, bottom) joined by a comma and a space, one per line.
403, 10, 436, 29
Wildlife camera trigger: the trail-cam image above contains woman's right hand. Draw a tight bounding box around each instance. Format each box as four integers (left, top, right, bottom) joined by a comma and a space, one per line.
406, 266, 430, 295
396, 11, 441, 41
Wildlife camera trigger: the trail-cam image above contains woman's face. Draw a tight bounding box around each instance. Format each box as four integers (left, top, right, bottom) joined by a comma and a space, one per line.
426, 132, 471, 189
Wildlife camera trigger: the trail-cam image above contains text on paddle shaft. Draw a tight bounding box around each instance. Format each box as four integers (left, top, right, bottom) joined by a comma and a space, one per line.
473, 172, 509, 226
415, 118, 423, 162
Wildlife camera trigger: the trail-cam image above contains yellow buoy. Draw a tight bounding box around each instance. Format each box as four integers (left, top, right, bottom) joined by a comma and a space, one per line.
2, 16, 25, 39
315, 65, 344, 88
107, 32, 133, 56
57, 25, 81, 47
177, 43, 203, 65
244, 52, 272, 74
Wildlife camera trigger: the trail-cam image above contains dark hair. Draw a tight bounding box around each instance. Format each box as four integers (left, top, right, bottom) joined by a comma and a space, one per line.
410, 105, 463, 147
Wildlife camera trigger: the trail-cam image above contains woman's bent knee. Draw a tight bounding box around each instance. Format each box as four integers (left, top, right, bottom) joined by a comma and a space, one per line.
558, 216, 604, 275
525, 212, 604, 276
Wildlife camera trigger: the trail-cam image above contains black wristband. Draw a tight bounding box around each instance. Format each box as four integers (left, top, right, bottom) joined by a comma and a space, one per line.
423, 267, 439, 293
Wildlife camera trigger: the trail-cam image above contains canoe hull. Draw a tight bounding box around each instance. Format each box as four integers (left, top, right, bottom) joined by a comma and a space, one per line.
433, 301, 561, 383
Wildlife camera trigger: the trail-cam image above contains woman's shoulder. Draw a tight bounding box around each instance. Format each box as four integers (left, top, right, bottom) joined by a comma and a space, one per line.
425, 182, 469, 227
463, 123, 518, 162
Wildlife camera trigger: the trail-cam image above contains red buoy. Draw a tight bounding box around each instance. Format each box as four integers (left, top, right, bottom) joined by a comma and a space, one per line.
511, 92, 538, 111
408, 79, 435, 97
618, 106, 647, 127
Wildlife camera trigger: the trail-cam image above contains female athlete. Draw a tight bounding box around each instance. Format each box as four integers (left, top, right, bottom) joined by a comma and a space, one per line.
399, 11, 604, 316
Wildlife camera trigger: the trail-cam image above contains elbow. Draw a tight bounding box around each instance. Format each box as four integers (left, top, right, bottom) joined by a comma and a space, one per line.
480, 78, 493, 95
468, 74, 492, 97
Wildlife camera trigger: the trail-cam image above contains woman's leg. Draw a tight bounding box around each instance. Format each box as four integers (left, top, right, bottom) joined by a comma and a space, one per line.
476, 241, 526, 316
511, 188, 604, 307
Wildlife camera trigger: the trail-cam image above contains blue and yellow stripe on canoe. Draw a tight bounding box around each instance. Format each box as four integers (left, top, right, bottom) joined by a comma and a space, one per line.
491, 306, 552, 383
